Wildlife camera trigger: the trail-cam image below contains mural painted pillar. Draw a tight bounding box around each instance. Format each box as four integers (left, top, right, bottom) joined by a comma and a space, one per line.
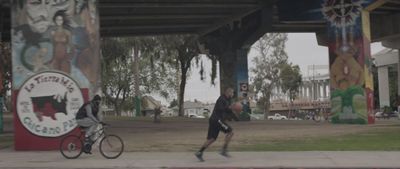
11, 1, 101, 150
323, 1, 375, 124
219, 47, 250, 120
219, 51, 236, 95
236, 48, 250, 119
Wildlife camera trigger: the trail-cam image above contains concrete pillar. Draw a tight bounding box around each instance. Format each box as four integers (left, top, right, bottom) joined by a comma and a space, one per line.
317, 81, 321, 99
327, 80, 330, 98
308, 84, 313, 100
398, 50, 400, 106
323, 81, 327, 99
325, 3, 375, 124
378, 66, 390, 108
219, 48, 250, 112
312, 81, 317, 100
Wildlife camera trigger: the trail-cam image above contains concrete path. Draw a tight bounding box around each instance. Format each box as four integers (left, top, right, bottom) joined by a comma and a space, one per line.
1, 149, 400, 169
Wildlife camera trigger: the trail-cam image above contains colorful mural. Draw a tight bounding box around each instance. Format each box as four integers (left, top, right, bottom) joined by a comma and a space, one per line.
11, 0, 101, 95
322, 0, 375, 124
11, 0, 100, 149
236, 49, 250, 120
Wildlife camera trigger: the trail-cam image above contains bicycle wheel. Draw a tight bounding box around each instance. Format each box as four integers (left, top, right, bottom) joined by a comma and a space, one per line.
99, 134, 124, 159
313, 114, 322, 123
60, 135, 83, 159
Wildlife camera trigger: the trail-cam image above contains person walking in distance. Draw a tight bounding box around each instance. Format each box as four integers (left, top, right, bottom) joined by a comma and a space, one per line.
195, 87, 240, 162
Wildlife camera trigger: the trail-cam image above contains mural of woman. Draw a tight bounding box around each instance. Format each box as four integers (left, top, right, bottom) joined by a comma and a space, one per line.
50, 10, 73, 73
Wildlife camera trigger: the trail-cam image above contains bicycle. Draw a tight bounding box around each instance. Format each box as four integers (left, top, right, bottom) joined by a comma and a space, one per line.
60, 123, 124, 159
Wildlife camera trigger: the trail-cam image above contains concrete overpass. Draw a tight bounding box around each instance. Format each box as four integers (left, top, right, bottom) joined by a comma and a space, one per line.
0, 0, 399, 40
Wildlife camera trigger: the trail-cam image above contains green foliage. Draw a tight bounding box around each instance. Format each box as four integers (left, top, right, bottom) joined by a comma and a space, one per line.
279, 63, 302, 101
169, 99, 178, 108
159, 35, 200, 116
330, 115, 367, 124
239, 111, 251, 121
0, 42, 11, 97
251, 33, 288, 114
101, 37, 179, 115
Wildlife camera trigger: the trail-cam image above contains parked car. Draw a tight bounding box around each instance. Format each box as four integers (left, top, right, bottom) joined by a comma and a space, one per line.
267, 113, 288, 120
189, 114, 205, 118
375, 112, 383, 118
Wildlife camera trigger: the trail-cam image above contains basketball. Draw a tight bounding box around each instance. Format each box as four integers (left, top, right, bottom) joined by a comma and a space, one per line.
231, 102, 243, 113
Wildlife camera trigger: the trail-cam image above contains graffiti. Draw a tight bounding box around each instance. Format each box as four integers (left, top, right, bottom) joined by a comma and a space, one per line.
12, 0, 100, 96
322, 0, 375, 124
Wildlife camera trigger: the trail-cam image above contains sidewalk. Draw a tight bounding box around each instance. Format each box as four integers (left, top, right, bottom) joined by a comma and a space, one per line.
1, 149, 400, 169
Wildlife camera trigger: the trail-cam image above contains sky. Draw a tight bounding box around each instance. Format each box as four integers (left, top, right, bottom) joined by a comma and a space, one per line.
158, 33, 386, 105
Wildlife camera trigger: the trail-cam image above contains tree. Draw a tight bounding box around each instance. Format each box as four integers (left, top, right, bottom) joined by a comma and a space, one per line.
101, 37, 178, 116
280, 63, 302, 102
101, 38, 134, 116
0, 42, 12, 116
0, 42, 11, 98
280, 63, 302, 118
251, 33, 288, 119
169, 99, 178, 108
160, 35, 200, 117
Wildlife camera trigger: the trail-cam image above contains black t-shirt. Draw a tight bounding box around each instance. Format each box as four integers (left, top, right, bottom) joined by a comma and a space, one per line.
210, 95, 238, 122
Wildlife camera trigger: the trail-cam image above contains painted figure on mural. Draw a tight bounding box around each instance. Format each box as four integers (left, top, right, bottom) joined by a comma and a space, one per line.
11, 0, 75, 89
50, 10, 73, 73
13, 0, 52, 72
32, 47, 49, 71
70, 0, 100, 91
330, 45, 364, 90
12, 0, 100, 93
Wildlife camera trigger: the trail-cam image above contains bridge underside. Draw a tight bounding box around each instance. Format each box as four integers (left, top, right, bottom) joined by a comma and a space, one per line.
0, 0, 398, 41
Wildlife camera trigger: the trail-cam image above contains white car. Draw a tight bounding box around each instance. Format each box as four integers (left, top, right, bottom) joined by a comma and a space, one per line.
375, 112, 383, 118
189, 114, 205, 118
268, 113, 288, 120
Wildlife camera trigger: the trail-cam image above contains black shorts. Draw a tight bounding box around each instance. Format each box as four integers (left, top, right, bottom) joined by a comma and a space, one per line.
207, 119, 233, 139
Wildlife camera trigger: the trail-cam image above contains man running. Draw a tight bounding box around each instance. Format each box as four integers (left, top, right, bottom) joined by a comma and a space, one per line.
195, 87, 239, 162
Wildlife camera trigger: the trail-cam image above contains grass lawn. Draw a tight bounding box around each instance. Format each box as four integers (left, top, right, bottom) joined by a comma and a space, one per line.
234, 128, 400, 151
2, 116, 400, 151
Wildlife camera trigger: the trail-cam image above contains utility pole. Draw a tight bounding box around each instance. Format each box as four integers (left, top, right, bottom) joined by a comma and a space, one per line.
132, 45, 141, 117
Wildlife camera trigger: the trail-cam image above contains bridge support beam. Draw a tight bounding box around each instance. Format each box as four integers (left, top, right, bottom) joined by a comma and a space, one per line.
382, 39, 400, 111
377, 66, 390, 108
200, 5, 273, 120
326, 9, 374, 124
